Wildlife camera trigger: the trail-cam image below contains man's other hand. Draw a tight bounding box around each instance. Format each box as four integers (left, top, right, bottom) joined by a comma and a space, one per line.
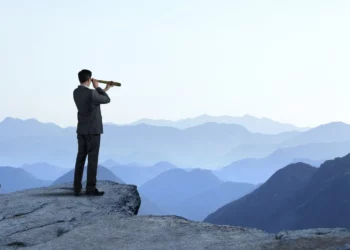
92, 78, 99, 89
104, 82, 113, 92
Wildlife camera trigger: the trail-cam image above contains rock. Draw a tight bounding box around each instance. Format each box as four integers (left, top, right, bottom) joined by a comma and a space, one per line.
0, 181, 140, 249
1, 181, 350, 250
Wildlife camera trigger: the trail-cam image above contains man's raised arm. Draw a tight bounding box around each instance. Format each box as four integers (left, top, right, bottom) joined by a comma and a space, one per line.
92, 78, 111, 104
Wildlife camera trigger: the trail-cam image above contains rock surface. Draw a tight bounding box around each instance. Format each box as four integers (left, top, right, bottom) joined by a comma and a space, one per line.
1, 181, 350, 250
0, 181, 140, 249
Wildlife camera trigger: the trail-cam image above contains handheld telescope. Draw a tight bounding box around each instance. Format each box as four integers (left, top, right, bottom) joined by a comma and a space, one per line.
94, 79, 122, 87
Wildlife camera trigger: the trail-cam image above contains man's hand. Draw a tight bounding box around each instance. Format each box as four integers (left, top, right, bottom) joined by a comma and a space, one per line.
92, 78, 99, 89
103, 82, 113, 92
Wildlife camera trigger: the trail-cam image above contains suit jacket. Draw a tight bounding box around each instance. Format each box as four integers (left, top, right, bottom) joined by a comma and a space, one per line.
73, 85, 110, 135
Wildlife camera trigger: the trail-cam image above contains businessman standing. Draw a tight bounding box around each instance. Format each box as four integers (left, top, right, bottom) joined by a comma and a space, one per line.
73, 69, 112, 196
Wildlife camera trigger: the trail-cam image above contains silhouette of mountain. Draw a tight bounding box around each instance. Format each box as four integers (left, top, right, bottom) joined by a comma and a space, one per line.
0, 117, 300, 168
205, 162, 317, 232
52, 166, 124, 185
282, 122, 350, 146
130, 114, 309, 134
1, 117, 349, 169
21, 162, 70, 181
138, 194, 166, 215
0, 117, 65, 136
139, 168, 222, 212
273, 140, 350, 161
173, 181, 256, 221
215, 149, 321, 184
110, 161, 177, 186
206, 154, 350, 232
0, 166, 51, 193
100, 159, 120, 168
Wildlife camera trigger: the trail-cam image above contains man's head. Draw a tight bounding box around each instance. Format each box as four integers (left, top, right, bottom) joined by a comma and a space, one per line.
78, 69, 92, 86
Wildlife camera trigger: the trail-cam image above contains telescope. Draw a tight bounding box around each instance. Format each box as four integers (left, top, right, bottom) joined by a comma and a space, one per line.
94, 79, 122, 87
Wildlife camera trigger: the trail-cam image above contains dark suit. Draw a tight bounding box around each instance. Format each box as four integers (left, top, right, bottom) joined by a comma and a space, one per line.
73, 85, 110, 191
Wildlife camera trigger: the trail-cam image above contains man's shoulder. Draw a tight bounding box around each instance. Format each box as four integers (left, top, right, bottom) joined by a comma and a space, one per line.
74, 86, 93, 93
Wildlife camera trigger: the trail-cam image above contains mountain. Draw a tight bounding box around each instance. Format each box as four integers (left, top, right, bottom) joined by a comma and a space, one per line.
0, 166, 51, 193
110, 161, 177, 186
138, 194, 166, 215
206, 153, 350, 232
52, 166, 124, 185
281, 122, 350, 147
205, 162, 317, 232
100, 159, 120, 168
0, 117, 302, 169
139, 168, 222, 212
173, 181, 256, 221
21, 162, 70, 181
0, 117, 65, 136
1, 117, 349, 170
215, 149, 322, 184
130, 114, 309, 134
274, 140, 350, 161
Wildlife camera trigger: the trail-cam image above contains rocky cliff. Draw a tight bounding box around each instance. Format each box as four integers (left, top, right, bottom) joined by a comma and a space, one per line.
1, 181, 350, 250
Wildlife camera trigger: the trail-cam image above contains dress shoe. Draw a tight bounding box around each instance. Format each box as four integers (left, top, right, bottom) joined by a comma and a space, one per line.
85, 188, 105, 196
74, 188, 83, 196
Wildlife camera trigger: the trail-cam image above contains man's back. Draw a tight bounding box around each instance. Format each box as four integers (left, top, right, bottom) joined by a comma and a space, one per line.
73, 85, 110, 135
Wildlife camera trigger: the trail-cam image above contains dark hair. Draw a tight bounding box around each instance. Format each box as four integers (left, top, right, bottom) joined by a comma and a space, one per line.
78, 69, 92, 83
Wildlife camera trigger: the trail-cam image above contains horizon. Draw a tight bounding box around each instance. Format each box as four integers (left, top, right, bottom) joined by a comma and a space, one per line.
2, 114, 349, 130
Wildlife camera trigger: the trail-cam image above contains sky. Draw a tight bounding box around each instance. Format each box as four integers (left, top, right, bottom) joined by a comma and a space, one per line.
1, 0, 350, 128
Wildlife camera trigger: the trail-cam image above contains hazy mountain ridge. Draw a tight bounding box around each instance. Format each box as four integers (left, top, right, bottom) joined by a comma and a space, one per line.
129, 114, 309, 134
0, 166, 52, 193
0, 117, 349, 171
205, 153, 350, 232
139, 168, 255, 220
52, 165, 124, 186
109, 161, 177, 186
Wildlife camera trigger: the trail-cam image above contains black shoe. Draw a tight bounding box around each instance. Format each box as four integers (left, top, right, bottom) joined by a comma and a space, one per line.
85, 188, 105, 196
74, 188, 82, 196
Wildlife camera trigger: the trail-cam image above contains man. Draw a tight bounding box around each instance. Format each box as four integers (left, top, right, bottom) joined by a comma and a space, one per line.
73, 69, 112, 196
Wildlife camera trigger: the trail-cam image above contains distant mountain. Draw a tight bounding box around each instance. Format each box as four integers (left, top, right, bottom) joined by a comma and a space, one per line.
138, 194, 166, 215
100, 159, 120, 168
281, 122, 350, 147
139, 168, 222, 212
0, 117, 65, 136
205, 162, 317, 232
130, 114, 309, 134
215, 149, 322, 184
52, 166, 124, 186
0, 117, 300, 169
206, 153, 350, 232
173, 181, 256, 221
1, 117, 349, 170
21, 162, 70, 181
0, 166, 51, 193
110, 161, 177, 186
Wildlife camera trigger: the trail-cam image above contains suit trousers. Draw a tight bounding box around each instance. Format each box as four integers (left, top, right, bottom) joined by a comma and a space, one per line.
74, 133, 101, 191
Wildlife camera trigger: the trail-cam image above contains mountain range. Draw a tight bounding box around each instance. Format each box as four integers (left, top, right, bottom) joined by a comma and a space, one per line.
139, 168, 255, 220
129, 114, 309, 134
0, 166, 51, 193
215, 149, 325, 184
1, 117, 350, 172
109, 161, 177, 186
21, 162, 69, 181
205, 153, 350, 232
52, 166, 124, 186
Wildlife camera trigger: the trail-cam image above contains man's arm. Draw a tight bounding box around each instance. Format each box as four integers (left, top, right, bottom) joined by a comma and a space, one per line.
91, 78, 111, 104
92, 87, 110, 104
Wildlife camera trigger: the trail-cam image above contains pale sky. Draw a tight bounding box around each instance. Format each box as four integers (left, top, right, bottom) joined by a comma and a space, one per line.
1, 0, 350, 128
